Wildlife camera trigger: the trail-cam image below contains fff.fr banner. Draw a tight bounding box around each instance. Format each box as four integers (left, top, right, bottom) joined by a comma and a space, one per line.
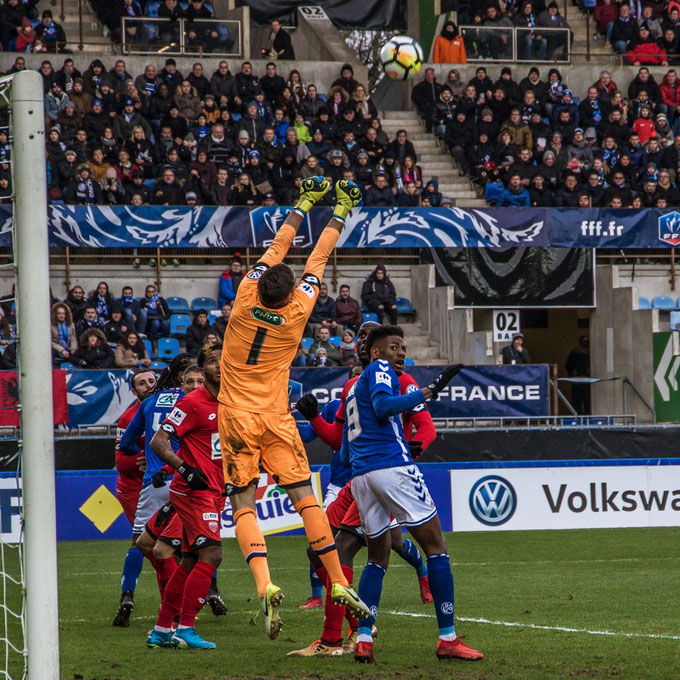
64, 365, 550, 428
2, 205, 680, 249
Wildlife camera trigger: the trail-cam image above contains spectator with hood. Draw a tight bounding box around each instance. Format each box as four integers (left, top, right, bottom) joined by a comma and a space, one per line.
331, 63, 359, 96
361, 263, 398, 325
218, 254, 244, 305
73, 328, 114, 368
433, 21, 466, 63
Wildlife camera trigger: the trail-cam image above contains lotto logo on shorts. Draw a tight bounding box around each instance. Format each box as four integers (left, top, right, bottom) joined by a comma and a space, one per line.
376, 372, 392, 387
203, 512, 219, 521
167, 407, 187, 426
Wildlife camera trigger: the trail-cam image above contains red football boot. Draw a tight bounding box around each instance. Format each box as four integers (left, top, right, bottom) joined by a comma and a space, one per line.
354, 640, 377, 663
436, 637, 483, 661
418, 575, 433, 603
298, 596, 323, 610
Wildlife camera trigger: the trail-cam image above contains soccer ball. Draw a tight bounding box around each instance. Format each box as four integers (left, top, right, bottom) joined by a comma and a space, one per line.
380, 36, 424, 81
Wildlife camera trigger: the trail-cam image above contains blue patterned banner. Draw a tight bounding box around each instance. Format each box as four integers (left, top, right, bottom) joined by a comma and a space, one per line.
0, 204, 678, 248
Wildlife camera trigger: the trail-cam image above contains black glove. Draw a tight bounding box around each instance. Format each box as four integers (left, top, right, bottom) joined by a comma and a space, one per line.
153, 501, 175, 529
296, 393, 319, 421
151, 469, 168, 488
408, 440, 423, 459
177, 462, 209, 490
427, 364, 464, 398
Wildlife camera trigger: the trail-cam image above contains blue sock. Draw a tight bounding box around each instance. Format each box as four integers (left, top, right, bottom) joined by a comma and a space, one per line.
211, 571, 218, 589
121, 547, 144, 594
426, 553, 455, 638
357, 561, 386, 639
309, 562, 323, 599
397, 538, 427, 578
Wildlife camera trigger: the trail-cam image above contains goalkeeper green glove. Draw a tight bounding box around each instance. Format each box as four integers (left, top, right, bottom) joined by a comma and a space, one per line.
294, 176, 330, 215
333, 179, 363, 223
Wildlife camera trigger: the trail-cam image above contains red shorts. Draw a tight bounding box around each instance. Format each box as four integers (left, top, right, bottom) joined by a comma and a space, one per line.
326, 482, 360, 530
170, 489, 223, 553
117, 487, 141, 527
145, 501, 182, 551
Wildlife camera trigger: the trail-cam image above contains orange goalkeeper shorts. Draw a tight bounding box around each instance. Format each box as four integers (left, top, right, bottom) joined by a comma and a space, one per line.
218, 404, 311, 491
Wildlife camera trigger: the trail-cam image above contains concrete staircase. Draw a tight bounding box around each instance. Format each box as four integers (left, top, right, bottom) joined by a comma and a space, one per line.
379, 110, 487, 208
568, 8, 617, 63
401, 322, 448, 365
38, 0, 114, 54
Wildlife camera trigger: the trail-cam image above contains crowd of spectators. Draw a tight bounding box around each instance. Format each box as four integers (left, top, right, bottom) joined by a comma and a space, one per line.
38, 261, 402, 369
0, 4, 69, 53
414, 63, 680, 207
0, 55, 447, 208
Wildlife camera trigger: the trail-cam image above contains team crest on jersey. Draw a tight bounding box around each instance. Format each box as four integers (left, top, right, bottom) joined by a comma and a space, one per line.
376, 371, 392, 387
251, 306, 284, 326
298, 282, 315, 298
167, 407, 186, 426
156, 392, 179, 408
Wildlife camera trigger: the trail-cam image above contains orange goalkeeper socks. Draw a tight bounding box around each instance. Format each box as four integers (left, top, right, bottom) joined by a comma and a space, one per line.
294, 495, 348, 587
234, 508, 271, 597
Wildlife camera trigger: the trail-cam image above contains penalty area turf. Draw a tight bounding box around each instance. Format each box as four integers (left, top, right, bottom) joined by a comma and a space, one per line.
53, 527, 679, 679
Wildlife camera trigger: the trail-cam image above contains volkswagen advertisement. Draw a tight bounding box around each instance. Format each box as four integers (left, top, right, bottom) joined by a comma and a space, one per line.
450, 462, 680, 531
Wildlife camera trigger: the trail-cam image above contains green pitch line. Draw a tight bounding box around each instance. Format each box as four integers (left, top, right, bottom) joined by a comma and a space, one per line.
51, 528, 679, 680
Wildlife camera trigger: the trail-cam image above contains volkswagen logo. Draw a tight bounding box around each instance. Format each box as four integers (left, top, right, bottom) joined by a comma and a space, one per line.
469, 475, 517, 526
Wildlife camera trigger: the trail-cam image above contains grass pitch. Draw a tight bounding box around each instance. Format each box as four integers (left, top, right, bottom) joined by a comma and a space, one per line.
36, 528, 680, 678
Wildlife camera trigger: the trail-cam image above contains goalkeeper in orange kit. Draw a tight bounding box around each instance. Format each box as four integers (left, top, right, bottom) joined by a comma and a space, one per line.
218, 177, 369, 639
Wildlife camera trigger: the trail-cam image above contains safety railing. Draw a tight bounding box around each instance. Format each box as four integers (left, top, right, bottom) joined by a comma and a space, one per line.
121, 17, 241, 57
460, 25, 571, 63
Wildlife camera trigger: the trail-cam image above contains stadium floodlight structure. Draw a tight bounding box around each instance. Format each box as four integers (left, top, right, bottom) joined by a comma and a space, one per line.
0, 69, 59, 680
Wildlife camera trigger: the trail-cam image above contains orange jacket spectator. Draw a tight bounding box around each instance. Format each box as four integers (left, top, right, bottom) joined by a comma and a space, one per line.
433, 21, 467, 64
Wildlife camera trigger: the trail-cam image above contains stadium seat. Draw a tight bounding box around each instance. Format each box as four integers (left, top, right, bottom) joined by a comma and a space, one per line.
157, 337, 181, 360
145, 0, 161, 16
208, 312, 219, 325
671, 312, 680, 330
192, 296, 218, 311
166, 296, 190, 312
652, 296, 676, 310
395, 297, 416, 313
59, 363, 79, 370
143, 338, 154, 359
404, 357, 415, 366
329, 336, 342, 347
149, 360, 167, 369
300, 337, 314, 350
170, 313, 191, 336
638, 296, 651, 309
362, 312, 379, 324
485, 181, 504, 203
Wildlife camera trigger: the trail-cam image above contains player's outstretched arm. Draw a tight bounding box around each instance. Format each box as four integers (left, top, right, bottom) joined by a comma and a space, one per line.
259, 177, 331, 268
302, 180, 363, 281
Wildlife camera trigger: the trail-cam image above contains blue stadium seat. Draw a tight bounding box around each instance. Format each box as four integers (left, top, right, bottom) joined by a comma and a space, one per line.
404, 358, 415, 366
485, 181, 504, 203
59, 363, 79, 370
653, 296, 676, 310
395, 297, 416, 313
300, 337, 314, 350
192, 297, 218, 311
170, 313, 191, 336
157, 337, 181, 360
166, 296, 190, 312
362, 312, 379, 324
638, 296, 652, 309
145, 0, 161, 16
143, 338, 154, 358
208, 312, 219, 325
149, 360, 168, 369
671, 312, 680, 330
329, 335, 342, 347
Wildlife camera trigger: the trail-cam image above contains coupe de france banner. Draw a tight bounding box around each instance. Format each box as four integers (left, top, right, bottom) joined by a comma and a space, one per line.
64, 365, 550, 428
2, 205, 680, 249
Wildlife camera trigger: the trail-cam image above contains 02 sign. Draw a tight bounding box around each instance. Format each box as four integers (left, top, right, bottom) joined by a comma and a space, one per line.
493, 309, 520, 342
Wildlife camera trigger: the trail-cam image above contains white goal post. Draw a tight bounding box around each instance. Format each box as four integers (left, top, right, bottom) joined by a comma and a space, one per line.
10, 69, 60, 680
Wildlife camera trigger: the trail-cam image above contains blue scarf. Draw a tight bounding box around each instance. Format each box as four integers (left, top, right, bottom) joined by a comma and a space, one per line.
58, 321, 69, 349
146, 293, 160, 311
95, 294, 108, 319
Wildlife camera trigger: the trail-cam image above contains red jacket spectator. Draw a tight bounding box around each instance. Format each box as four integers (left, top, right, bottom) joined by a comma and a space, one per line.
626, 40, 668, 66
593, 1, 618, 33
660, 71, 680, 109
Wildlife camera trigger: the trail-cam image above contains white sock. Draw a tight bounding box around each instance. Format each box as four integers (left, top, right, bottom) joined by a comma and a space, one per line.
154, 625, 171, 633
357, 633, 373, 643
176, 624, 191, 631
439, 632, 456, 642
